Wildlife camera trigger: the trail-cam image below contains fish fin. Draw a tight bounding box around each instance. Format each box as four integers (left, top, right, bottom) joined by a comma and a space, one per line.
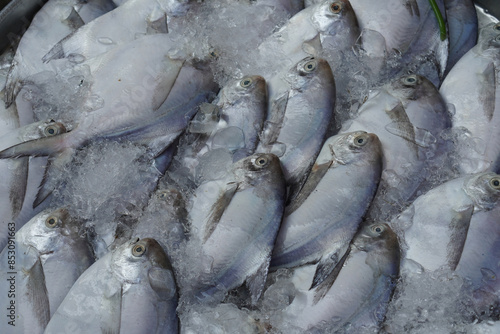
302, 34, 322, 56
149, 267, 177, 300
0, 132, 70, 158
63, 7, 85, 30
310, 246, 346, 290
403, 0, 420, 17
42, 31, 77, 63
446, 205, 474, 271
147, 12, 168, 34
260, 92, 288, 147
101, 285, 122, 334
9, 158, 29, 219
246, 255, 271, 305
384, 102, 419, 155
203, 182, 239, 242
26, 257, 51, 328
285, 161, 331, 215
312, 246, 351, 305
479, 62, 496, 122
3, 64, 23, 108
33, 149, 74, 208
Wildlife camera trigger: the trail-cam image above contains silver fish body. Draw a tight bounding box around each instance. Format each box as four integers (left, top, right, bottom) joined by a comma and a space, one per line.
393, 172, 500, 272
270, 131, 383, 278
257, 57, 336, 191
440, 22, 500, 175
44, 238, 178, 334
284, 223, 400, 332
0, 208, 93, 334
189, 153, 286, 304
341, 74, 450, 221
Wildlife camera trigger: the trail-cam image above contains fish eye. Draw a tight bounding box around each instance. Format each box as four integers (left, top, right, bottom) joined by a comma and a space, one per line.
45, 216, 60, 228
330, 2, 342, 13
353, 133, 369, 147
303, 60, 317, 73
371, 225, 384, 234
489, 177, 500, 189
494, 23, 500, 31
254, 156, 269, 167
44, 124, 64, 137
240, 78, 253, 88
132, 244, 146, 257
403, 75, 418, 85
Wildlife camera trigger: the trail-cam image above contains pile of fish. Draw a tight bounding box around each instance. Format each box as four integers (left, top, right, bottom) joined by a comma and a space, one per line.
0, 0, 499, 333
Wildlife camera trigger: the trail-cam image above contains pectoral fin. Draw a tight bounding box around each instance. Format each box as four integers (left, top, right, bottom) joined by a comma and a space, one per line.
203, 182, 239, 242
312, 246, 351, 305
446, 205, 474, 270
246, 255, 271, 305
26, 257, 51, 328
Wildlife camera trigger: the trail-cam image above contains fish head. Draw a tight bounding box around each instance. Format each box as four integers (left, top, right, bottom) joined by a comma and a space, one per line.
478, 22, 500, 52
16, 208, 83, 255
218, 75, 267, 107
311, 0, 358, 37
111, 238, 173, 283
285, 57, 333, 90
353, 223, 399, 255
319, 131, 382, 167
232, 153, 284, 188
389, 74, 438, 102
464, 172, 500, 211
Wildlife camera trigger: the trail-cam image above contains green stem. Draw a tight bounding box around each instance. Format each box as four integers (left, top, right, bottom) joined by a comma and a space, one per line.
428, 0, 447, 41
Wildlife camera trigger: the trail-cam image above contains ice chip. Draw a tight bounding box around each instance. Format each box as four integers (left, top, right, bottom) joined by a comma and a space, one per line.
211, 126, 245, 151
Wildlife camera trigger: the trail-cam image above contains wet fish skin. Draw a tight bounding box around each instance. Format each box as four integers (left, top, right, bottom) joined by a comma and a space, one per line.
0, 208, 93, 334
443, 0, 478, 75
393, 172, 500, 273
270, 131, 383, 276
284, 223, 400, 332
190, 153, 286, 304
44, 238, 179, 334
257, 57, 336, 192
440, 22, 500, 175
455, 204, 500, 320
341, 74, 450, 221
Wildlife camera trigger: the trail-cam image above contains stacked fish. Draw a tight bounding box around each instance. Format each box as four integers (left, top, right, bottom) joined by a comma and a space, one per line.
0, 0, 499, 333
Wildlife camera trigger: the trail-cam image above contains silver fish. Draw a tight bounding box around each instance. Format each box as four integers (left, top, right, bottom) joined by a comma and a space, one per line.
283, 223, 400, 332
189, 153, 286, 304
4, 0, 114, 106
44, 238, 178, 334
257, 57, 336, 194
42, 0, 191, 63
270, 131, 383, 290
0, 208, 93, 334
341, 74, 451, 221
455, 203, 500, 320
440, 22, 500, 175
393, 172, 500, 272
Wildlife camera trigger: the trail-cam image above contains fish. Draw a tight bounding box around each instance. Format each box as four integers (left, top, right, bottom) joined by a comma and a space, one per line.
392, 172, 500, 272
4, 0, 116, 107
256, 57, 336, 196
283, 223, 400, 332
340, 74, 451, 221
42, 0, 192, 63
440, 22, 500, 175
44, 238, 179, 334
189, 153, 286, 304
174, 75, 267, 183
0, 208, 94, 334
455, 203, 500, 320
270, 131, 383, 290
256, 0, 359, 84
443, 0, 478, 75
